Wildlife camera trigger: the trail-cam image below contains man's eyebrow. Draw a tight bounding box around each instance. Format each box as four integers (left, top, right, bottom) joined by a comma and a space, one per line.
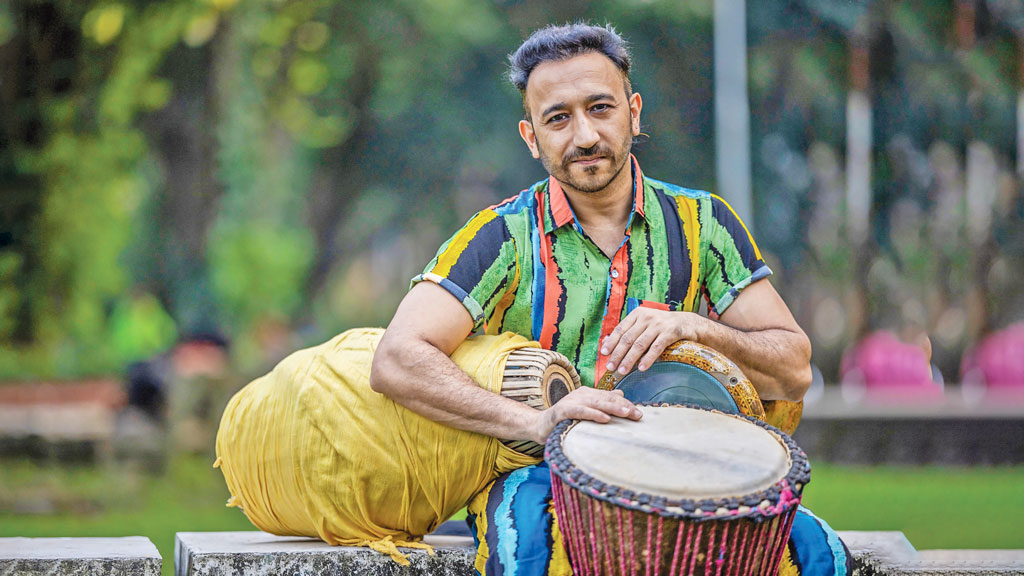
541, 102, 567, 120
584, 93, 616, 105
540, 93, 617, 120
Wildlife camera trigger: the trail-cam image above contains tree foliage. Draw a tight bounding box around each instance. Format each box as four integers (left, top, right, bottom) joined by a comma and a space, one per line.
1, 0, 1020, 381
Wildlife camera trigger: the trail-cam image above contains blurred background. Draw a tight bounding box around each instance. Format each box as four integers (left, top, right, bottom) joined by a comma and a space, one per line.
0, 0, 1021, 573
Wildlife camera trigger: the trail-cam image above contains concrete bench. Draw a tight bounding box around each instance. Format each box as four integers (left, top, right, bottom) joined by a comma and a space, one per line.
175, 532, 473, 575
841, 531, 1024, 575
175, 530, 1024, 575
0, 536, 161, 576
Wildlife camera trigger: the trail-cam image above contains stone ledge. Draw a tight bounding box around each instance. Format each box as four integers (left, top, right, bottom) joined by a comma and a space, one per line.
175, 532, 474, 576
0, 536, 161, 576
839, 531, 1024, 576
176, 531, 1024, 576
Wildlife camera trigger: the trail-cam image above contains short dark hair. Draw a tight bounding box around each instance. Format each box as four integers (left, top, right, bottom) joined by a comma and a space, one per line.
508, 23, 632, 96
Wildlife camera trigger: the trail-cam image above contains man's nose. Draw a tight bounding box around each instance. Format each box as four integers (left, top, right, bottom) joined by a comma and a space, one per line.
572, 115, 600, 150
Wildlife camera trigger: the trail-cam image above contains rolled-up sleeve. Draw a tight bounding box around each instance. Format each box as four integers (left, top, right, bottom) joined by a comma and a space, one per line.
700, 194, 772, 316
411, 210, 518, 331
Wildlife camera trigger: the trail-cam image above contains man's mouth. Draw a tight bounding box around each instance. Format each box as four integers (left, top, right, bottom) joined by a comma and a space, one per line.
571, 156, 605, 166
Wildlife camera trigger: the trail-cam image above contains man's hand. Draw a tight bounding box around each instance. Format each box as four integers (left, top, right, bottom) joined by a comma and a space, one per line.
532, 387, 642, 444
598, 280, 812, 402
600, 308, 709, 376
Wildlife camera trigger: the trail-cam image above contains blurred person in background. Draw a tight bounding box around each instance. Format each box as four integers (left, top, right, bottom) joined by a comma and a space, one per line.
119, 329, 231, 466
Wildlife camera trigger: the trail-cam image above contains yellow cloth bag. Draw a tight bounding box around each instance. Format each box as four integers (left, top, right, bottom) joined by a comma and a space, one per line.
214, 328, 540, 564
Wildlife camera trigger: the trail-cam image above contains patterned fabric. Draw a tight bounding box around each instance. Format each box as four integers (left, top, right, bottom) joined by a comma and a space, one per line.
788, 505, 853, 576
466, 461, 571, 576
468, 466, 850, 576
412, 156, 771, 388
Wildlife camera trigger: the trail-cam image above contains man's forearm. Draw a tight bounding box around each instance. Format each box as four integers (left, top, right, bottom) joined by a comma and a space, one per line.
370, 335, 542, 442
696, 318, 811, 401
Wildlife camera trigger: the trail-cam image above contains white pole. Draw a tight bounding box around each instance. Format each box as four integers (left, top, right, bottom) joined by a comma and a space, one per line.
846, 91, 872, 246
714, 0, 754, 229
1017, 90, 1024, 177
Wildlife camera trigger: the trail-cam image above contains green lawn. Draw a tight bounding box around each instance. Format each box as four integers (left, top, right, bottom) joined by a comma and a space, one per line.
1, 458, 1021, 576
0, 455, 253, 576
800, 465, 1024, 549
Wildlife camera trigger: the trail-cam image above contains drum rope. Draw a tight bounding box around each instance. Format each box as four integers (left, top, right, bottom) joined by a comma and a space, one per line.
703, 522, 718, 574
668, 519, 685, 576
769, 511, 798, 576
568, 482, 590, 575
686, 523, 703, 576
733, 520, 749, 573
643, 514, 654, 576
596, 496, 613, 575
754, 520, 769, 575
715, 520, 730, 576
614, 505, 628, 575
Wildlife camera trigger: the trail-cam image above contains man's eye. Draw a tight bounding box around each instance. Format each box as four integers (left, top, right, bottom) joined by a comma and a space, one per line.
592, 104, 610, 112
548, 113, 569, 123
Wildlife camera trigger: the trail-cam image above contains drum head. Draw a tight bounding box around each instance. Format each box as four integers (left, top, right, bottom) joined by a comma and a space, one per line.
542, 364, 574, 407
561, 405, 791, 501
614, 363, 739, 413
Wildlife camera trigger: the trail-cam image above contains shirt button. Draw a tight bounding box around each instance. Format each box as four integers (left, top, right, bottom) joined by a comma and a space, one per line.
611, 269, 620, 279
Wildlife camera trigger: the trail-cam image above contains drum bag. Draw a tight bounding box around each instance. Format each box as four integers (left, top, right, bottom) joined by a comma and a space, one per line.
214, 328, 540, 564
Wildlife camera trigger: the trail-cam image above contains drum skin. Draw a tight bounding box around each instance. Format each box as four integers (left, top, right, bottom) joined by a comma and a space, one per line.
596, 340, 803, 434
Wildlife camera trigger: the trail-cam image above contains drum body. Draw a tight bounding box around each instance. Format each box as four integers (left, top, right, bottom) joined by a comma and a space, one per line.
598, 340, 803, 435
500, 348, 580, 456
547, 404, 809, 576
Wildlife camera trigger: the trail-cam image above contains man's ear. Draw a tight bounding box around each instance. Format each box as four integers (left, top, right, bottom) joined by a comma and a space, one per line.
519, 119, 540, 159
629, 92, 643, 136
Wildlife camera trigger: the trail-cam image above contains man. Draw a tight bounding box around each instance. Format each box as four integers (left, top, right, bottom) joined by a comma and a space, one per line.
370, 23, 849, 576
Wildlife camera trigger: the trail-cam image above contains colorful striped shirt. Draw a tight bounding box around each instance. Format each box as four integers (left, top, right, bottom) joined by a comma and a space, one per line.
412, 156, 771, 388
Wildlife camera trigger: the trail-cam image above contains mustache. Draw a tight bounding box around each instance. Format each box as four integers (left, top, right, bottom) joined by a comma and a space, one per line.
563, 145, 613, 164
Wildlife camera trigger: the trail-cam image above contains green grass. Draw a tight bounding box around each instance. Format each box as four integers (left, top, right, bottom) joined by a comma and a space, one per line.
801, 464, 1024, 549
1, 459, 1021, 576
0, 455, 254, 576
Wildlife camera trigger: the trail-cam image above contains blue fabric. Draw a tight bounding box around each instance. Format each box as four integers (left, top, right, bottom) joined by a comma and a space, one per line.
470, 462, 556, 576
789, 505, 851, 576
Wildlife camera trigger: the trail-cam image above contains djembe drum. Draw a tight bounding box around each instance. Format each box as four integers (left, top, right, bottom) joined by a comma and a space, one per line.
597, 340, 803, 435
547, 404, 809, 576
500, 347, 580, 456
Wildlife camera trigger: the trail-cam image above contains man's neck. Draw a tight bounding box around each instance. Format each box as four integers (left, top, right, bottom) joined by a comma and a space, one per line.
559, 161, 635, 233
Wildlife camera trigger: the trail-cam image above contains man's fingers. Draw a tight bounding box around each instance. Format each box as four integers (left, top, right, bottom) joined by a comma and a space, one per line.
599, 396, 635, 417
601, 312, 637, 355
637, 334, 673, 371
614, 328, 659, 374
592, 392, 641, 420
572, 406, 612, 423
608, 324, 658, 374
606, 323, 648, 371
568, 388, 642, 419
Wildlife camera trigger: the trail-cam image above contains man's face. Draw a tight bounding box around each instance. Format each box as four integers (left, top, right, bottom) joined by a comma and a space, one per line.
518, 52, 642, 194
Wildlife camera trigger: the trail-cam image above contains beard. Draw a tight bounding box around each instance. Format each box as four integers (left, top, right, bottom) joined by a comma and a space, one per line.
536, 130, 633, 194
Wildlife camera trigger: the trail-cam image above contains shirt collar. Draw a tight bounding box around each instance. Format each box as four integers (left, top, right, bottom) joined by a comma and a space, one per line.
544, 154, 646, 234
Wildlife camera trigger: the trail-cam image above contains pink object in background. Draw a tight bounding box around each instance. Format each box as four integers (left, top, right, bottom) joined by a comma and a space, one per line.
840, 331, 942, 402
961, 323, 1024, 394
